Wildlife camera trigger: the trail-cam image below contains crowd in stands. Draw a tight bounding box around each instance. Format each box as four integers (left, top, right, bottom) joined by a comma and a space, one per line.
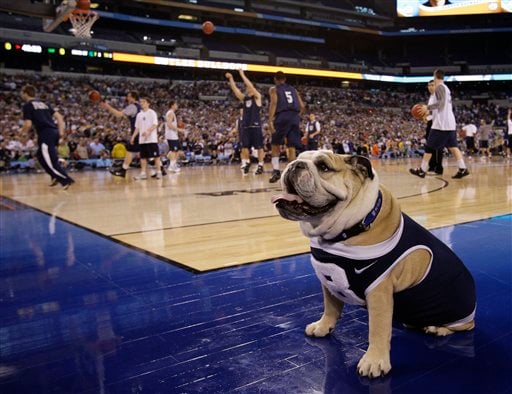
0, 72, 509, 173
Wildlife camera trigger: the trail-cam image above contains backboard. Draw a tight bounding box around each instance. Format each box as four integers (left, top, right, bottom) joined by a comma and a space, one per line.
43, 0, 77, 33
0, 0, 98, 38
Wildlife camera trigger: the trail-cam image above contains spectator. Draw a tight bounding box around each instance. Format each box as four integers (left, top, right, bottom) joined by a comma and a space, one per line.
89, 137, 107, 159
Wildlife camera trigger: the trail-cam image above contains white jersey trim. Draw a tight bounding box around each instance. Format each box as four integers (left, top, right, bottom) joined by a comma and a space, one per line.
364, 245, 433, 298
310, 215, 405, 260
445, 307, 476, 328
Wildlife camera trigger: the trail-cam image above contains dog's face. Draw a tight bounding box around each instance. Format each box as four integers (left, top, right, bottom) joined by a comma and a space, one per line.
271, 151, 378, 238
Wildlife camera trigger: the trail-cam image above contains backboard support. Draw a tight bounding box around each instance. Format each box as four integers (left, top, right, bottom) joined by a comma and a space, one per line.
43, 0, 77, 33
0, 0, 94, 35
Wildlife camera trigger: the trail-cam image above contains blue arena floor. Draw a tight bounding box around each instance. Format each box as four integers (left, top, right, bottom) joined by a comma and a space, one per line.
0, 198, 511, 393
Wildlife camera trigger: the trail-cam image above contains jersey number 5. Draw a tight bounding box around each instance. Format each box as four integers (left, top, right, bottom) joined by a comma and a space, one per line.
285, 91, 294, 104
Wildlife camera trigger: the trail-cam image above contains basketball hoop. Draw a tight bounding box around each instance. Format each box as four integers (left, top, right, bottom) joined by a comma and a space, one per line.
69, 8, 99, 39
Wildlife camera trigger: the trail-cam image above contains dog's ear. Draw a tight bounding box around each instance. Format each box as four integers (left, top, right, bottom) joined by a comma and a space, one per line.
345, 155, 374, 180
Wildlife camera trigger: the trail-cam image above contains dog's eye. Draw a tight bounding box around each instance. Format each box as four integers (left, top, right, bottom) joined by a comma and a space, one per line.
317, 162, 330, 172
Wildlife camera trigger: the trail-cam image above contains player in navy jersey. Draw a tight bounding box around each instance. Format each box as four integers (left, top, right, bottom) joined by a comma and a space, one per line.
304, 113, 321, 151
101, 91, 141, 178
225, 69, 265, 175
268, 71, 305, 183
20, 85, 74, 189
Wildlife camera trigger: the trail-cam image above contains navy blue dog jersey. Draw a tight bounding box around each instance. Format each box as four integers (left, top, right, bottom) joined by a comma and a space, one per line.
310, 214, 476, 328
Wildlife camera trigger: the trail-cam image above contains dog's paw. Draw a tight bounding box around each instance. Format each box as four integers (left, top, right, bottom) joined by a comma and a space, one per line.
305, 320, 334, 337
424, 326, 454, 336
357, 351, 391, 378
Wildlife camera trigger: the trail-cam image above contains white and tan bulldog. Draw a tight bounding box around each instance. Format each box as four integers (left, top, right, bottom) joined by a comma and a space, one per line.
271, 151, 476, 378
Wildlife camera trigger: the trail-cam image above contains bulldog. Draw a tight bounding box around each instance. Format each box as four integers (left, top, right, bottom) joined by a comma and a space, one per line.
271, 150, 476, 378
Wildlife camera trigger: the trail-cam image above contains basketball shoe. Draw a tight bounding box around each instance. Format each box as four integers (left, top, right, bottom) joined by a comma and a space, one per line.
62, 180, 75, 190
133, 173, 148, 180
241, 163, 251, 175
269, 170, 281, 183
452, 169, 469, 179
409, 168, 426, 178
110, 167, 126, 178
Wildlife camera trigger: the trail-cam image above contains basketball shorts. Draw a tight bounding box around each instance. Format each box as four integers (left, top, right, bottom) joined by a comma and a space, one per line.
126, 140, 140, 153
307, 137, 319, 151
426, 129, 457, 150
271, 112, 301, 148
508, 134, 512, 147
465, 136, 475, 150
479, 140, 489, 148
167, 139, 181, 152
140, 143, 159, 159
240, 126, 264, 149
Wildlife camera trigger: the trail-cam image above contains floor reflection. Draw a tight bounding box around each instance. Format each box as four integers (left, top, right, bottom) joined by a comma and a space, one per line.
0, 199, 510, 393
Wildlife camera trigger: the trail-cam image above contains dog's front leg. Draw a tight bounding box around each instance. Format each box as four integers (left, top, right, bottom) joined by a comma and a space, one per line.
305, 285, 344, 337
357, 280, 393, 378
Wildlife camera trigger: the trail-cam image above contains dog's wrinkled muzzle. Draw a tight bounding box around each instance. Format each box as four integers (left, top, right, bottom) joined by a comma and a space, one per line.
271, 166, 338, 218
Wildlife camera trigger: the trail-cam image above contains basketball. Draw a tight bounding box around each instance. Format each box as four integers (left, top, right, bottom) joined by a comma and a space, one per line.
88, 90, 101, 103
178, 121, 185, 129
76, 0, 91, 10
411, 103, 427, 120
202, 21, 215, 35
301, 136, 308, 145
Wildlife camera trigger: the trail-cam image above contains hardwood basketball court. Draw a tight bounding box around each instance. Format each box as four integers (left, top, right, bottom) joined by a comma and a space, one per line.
1, 157, 510, 271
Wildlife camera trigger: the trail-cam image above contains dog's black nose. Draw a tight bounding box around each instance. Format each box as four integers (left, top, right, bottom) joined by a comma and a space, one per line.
293, 161, 307, 170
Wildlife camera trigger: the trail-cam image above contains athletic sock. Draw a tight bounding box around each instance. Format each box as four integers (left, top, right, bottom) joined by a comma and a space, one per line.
271, 157, 279, 170
420, 161, 429, 172
457, 159, 467, 169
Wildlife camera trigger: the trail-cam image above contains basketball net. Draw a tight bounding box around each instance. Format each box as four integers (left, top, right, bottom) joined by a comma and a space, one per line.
69, 9, 99, 39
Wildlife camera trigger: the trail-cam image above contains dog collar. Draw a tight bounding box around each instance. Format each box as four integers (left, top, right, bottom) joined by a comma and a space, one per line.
326, 191, 383, 243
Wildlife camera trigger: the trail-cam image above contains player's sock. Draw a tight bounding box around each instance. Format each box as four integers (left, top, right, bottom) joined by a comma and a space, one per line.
457, 159, 467, 169
271, 157, 279, 170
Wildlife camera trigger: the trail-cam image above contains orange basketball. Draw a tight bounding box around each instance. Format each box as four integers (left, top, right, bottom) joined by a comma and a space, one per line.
76, 0, 91, 10
177, 121, 185, 129
411, 103, 427, 120
202, 21, 215, 35
301, 136, 308, 145
88, 90, 101, 103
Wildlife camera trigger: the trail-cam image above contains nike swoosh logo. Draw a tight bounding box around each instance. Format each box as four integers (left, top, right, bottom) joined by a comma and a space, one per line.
354, 260, 378, 274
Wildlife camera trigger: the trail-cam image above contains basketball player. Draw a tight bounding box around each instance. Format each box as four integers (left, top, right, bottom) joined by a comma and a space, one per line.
225, 69, 265, 175
478, 118, 494, 159
130, 97, 161, 180
165, 100, 184, 173
268, 71, 305, 183
100, 91, 140, 178
304, 113, 321, 151
462, 121, 477, 158
410, 69, 469, 179
425, 80, 443, 174
20, 85, 74, 189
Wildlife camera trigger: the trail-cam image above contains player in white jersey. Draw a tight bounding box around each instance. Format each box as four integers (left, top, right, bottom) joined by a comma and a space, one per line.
131, 97, 161, 180
165, 100, 184, 173
410, 69, 469, 179
461, 122, 477, 158
424, 80, 443, 174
